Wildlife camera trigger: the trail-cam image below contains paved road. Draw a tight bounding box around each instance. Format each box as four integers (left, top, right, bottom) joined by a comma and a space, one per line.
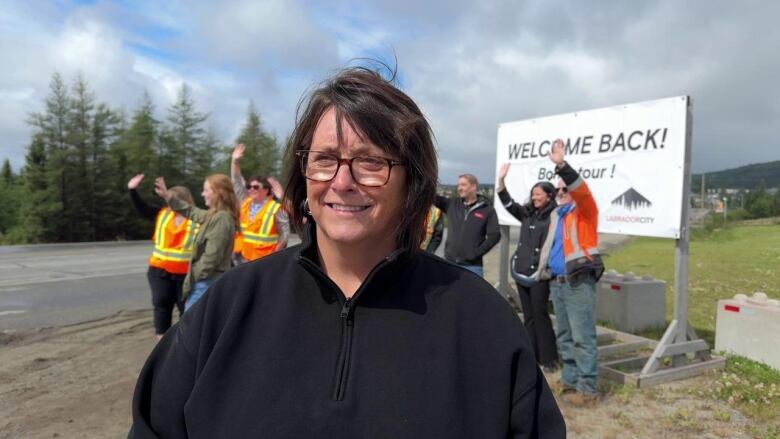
0, 229, 627, 332
0, 238, 307, 332
0, 241, 153, 331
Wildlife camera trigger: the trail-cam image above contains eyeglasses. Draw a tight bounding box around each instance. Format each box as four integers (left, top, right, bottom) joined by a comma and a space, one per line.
557, 187, 568, 194
296, 150, 403, 187
247, 184, 263, 190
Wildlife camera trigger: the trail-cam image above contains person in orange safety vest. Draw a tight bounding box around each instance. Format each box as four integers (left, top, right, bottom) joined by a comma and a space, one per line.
128, 173, 200, 340
420, 205, 444, 253
231, 143, 290, 264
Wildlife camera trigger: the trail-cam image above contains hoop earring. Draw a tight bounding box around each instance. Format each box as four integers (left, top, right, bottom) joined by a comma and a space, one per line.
302, 198, 312, 216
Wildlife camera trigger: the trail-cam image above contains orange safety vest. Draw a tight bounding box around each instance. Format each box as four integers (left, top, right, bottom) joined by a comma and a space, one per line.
420, 205, 442, 249
233, 197, 281, 261
148, 208, 199, 274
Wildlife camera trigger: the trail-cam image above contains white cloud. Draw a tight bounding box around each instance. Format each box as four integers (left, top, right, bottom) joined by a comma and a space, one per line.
1, 0, 779, 184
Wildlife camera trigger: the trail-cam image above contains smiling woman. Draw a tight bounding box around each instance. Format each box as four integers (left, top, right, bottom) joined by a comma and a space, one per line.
129, 65, 565, 438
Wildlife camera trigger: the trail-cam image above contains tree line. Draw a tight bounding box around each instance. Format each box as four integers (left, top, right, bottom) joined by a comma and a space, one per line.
0, 73, 280, 244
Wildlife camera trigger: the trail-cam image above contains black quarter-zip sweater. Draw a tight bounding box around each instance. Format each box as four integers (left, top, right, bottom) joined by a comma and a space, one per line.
129, 224, 565, 439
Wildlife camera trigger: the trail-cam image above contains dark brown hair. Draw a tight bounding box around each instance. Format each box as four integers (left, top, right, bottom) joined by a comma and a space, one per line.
283, 65, 438, 250
247, 175, 270, 190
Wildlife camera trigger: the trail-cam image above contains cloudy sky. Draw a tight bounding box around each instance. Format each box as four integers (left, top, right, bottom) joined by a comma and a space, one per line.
1, 0, 777, 183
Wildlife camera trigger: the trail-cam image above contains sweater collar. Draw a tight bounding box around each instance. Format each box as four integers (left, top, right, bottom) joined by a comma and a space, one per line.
295, 222, 412, 302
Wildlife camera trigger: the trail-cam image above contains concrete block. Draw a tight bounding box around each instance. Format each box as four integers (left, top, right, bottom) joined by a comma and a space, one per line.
597, 270, 667, 333
715, 292, 780, 370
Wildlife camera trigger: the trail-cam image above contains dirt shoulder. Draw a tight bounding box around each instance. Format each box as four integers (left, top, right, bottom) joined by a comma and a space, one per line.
0, 310, 156, 439
0, 309, 756, 439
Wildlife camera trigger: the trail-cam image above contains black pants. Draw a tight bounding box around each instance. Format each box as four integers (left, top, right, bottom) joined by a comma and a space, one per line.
516, 279, 559, 366
146, 267, 186, 335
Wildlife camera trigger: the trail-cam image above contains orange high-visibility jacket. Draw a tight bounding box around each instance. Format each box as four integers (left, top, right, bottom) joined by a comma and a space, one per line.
234, 197, 281, 261
149, 208, 200, 274
539, 162, 603, 280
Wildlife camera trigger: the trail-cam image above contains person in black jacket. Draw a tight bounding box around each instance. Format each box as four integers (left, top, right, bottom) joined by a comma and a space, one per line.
497, 163, 560, 372
128, 174, 197, 339
435, 174, 500, 277
129, 65, 565, 438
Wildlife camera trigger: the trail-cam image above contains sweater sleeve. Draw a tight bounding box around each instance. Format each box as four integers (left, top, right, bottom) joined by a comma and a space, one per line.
556, 162, 599, 227
232, 168, 248, 204
497, 188, 531, 222
128, 321, 198, 438
474, 207, 500, 258
169, 194, 209, 224
509, 366, 567, 438
130, 189, 161, 221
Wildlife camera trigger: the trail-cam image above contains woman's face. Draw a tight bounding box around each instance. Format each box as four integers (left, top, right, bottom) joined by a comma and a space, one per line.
306, 107, 406, 249
247, 179, 269, 203
202, 180, 215, 208
531, 186, 551, 209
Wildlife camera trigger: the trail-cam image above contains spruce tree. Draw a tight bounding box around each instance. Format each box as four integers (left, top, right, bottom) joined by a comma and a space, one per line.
166, 83, 208, 190
0, 159, 20, 240
67, 74, 96, 240
12, 134, 61, 242
234, 101, 279, 177
27, 73, 70, 241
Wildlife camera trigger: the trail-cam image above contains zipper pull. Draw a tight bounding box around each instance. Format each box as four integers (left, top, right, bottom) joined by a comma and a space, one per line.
340, 298, 352, 319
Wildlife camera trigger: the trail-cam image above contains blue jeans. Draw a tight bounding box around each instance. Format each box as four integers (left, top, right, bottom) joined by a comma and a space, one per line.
460, 264, 484, 277
185, 279, 215, 311
550, 278, 598, 395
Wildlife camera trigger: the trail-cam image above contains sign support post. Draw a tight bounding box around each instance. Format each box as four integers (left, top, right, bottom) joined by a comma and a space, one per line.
635, 97, 725, 383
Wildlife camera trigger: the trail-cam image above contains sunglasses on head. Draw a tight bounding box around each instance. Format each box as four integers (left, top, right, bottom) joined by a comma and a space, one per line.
557, 187, 568, 194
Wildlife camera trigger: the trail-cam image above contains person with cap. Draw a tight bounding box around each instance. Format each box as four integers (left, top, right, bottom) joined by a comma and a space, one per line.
537, 138, 605, 407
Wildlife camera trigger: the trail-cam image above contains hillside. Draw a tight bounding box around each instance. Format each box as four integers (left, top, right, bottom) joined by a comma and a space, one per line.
693, 160, 780, 189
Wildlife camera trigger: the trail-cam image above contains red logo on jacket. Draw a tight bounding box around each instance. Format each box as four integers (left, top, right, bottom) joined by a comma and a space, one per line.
474, 212, 485, 220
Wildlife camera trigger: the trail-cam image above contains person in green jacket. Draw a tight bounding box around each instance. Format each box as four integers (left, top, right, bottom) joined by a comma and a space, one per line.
154, 174, 240, 310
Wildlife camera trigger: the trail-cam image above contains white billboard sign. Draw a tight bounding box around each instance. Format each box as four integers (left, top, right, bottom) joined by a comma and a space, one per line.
494, 96, 689, 239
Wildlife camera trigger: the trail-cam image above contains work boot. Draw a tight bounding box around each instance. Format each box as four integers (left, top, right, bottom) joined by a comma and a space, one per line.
563, 391, 598, 407
555, 378, 576, 396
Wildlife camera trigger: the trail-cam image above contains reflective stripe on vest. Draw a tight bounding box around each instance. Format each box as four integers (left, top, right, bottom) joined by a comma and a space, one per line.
149, 208, 199, 272
563, 213, 600, 262
421, 206, 442, 249
240, 198, 281, 245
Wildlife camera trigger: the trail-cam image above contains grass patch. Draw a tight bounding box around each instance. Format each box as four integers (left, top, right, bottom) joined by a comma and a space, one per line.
699, 355, 780, 422
603, 223, 780, 347
605, 224, 780, 427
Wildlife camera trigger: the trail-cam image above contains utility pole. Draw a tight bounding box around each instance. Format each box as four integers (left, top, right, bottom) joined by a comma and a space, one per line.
700, 174, 706, 208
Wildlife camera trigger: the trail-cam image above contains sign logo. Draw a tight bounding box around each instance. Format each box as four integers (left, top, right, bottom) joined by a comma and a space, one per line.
611, 188, 652, 210
607, 187, 656, 225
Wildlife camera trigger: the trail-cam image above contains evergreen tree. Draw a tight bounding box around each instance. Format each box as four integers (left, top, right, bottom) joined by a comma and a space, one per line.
167, 83, 209, 189
27, 73, 70, 241
67, 74, 96, 240
0, 159, 21, 240
234, 101, 279, 177
192, 126, 223, 186
1, 159, 13, 185
90, 103, 123, 240
11, 134, 61, 242
113, 93, 161, 239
